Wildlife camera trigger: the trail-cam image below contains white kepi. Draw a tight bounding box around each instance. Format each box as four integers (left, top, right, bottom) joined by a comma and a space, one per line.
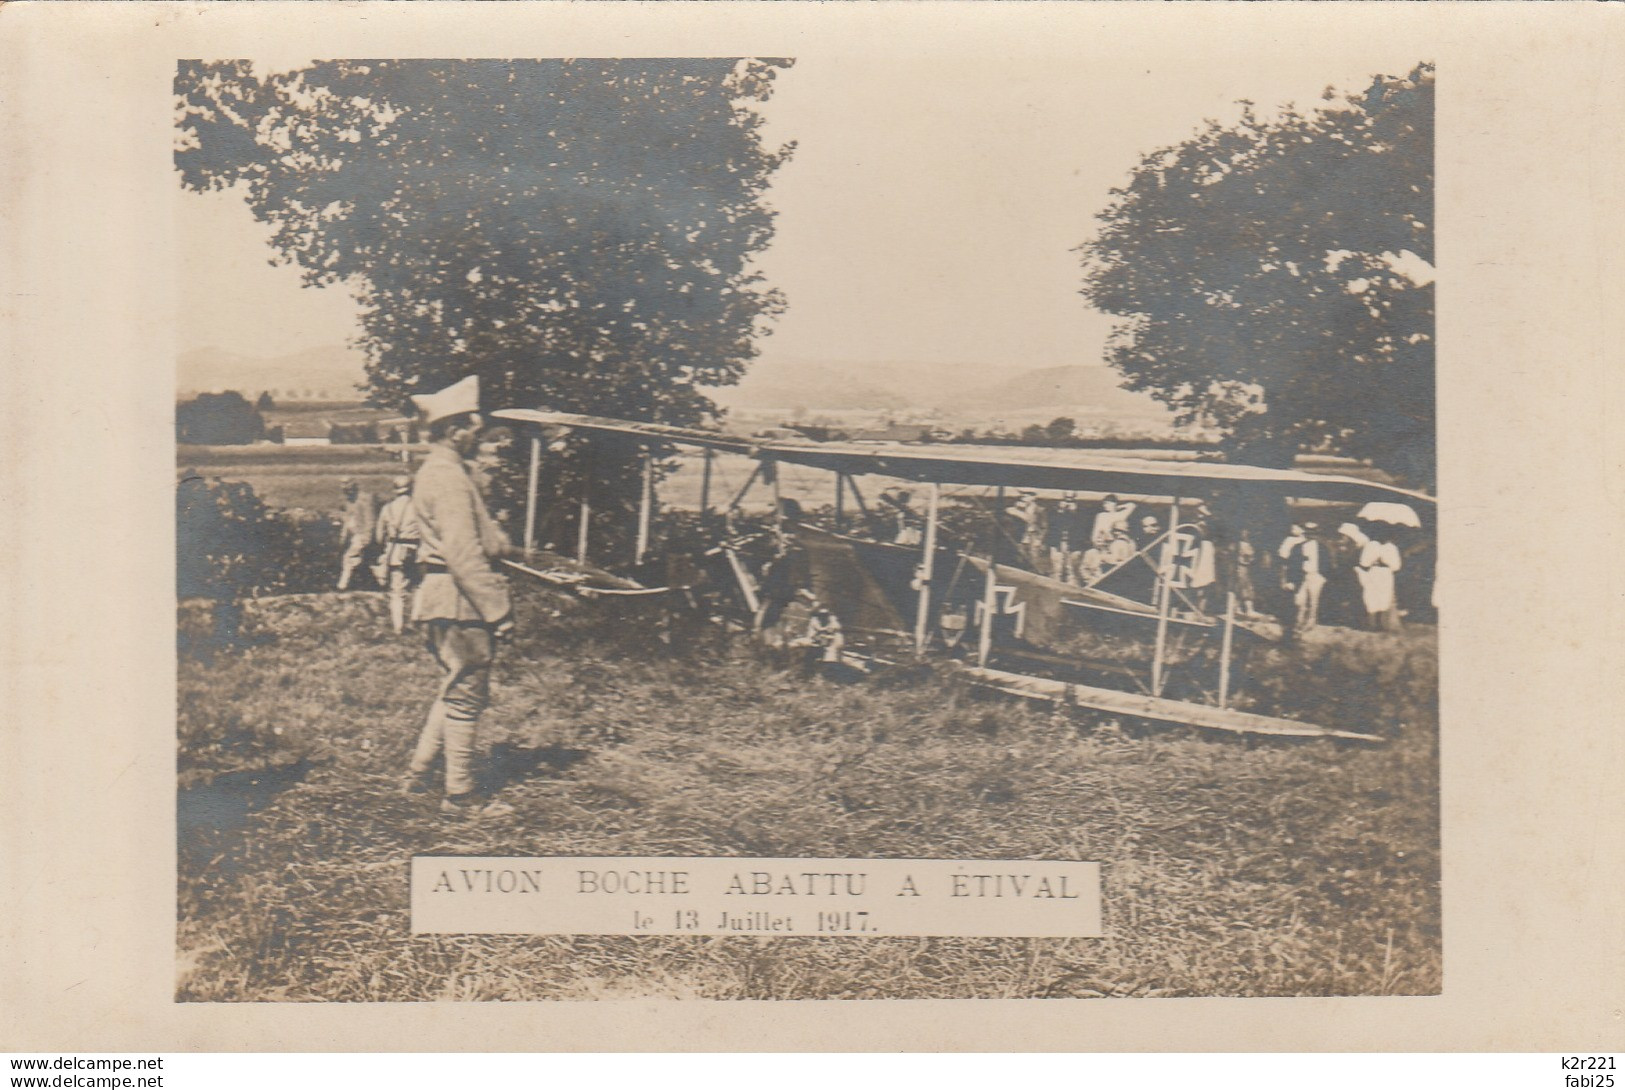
1356, 501, 1422, 528
411, 374, 480, 427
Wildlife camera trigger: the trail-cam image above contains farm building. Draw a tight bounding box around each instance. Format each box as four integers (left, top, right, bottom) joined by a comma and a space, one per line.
277, 421, 333, 447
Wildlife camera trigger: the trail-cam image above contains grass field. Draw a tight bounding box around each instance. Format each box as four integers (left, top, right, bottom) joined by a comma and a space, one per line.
180, 444, 418, 510
176, 585, 1440, 1001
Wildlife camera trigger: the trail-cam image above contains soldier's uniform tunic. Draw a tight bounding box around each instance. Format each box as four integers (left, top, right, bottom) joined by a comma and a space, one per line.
373, 490, 422, 635
337, 490, 376, 589
406, 444, 513, 798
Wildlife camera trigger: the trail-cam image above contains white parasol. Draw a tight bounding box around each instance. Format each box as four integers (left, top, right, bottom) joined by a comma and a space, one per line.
1356, 501, 1422, 528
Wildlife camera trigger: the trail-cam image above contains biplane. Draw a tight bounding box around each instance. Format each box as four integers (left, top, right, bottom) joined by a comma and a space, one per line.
492, 408, 1436, 744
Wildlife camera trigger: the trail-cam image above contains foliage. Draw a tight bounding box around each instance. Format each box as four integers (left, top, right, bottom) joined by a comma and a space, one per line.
177, 475, 342, 654
175, 58, 795, 555
1011, 418, 1082, 445
1079, 65, 1434, 488
327, 421, 380, 444
176, 390, 266, 445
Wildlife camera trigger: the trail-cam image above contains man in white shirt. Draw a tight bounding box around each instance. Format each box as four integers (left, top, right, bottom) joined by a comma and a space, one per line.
1278, 521, 1326, 634
1091, 494, 1136, 548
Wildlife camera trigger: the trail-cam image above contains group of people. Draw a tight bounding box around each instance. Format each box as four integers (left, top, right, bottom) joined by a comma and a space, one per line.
1023, 492, 1412, 634
1276, 519, 1406, 634
1007, 490, 1194, 594
869, 485, 1418, 636
337, 474, 424, 635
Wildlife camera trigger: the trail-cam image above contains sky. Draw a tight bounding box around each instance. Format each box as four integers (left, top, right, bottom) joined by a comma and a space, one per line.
177, 39, 1432, 380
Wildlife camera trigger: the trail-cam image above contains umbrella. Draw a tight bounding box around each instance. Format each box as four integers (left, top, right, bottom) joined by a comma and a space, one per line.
1357, 501, 1422, 528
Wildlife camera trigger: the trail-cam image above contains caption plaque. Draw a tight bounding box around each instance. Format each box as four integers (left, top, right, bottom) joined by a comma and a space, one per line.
411, 856, 1103, 938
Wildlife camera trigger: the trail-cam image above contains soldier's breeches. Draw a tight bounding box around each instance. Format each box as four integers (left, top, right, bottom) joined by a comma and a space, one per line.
427, 620, 494, 720
338, 537, 368, 589
387, 568, 413, 633
417, 621, 496, 796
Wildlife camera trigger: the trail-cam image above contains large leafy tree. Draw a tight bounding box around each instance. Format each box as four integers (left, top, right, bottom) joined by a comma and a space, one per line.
1079, 64, 1434, 488
176, 58, 794, 552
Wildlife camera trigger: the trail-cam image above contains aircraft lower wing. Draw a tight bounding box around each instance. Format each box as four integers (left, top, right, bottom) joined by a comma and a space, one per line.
502, 554, 670, 598
957, 665, 1383, 743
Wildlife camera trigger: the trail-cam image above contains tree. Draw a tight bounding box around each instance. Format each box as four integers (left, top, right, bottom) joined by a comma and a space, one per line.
1044, 416, 1077, 444
255, 391, 276, 412
176, 59, 794, 551
1079, 64, 1434, 488
176, 390, 265, 445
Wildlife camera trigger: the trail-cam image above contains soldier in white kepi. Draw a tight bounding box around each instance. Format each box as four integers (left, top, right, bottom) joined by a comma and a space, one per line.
398, 375, 519, 818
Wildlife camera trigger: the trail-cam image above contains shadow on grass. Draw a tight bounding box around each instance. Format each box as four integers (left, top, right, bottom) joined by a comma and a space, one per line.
487, 741, 590, 792
178, 759, 311, 871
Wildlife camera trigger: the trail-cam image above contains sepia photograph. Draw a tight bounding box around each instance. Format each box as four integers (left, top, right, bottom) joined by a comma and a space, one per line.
172, 47, 1441, 1002
10, 0, 1625, 1059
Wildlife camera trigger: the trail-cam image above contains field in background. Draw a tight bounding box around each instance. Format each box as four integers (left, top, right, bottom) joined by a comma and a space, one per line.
181, 443, 840, 515
177, 587, 1440, 1001
180, 443, 416, 511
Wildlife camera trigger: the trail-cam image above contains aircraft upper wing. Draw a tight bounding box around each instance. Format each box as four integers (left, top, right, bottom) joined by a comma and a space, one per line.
492, 409, 1436, 506
493, 409, 762, 455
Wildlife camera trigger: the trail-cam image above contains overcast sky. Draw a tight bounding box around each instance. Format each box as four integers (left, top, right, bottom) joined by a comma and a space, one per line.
177, 40, 1432, 378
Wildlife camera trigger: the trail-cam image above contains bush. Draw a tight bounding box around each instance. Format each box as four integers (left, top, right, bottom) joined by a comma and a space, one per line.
176, 391, 265, 445
177, 475, 344, 655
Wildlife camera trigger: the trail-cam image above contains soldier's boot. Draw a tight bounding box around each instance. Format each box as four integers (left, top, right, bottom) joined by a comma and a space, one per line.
440, 794, 515, 819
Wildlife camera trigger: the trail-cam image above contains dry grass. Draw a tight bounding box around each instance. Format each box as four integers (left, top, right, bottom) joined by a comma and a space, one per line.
177, 587, 1440, 1001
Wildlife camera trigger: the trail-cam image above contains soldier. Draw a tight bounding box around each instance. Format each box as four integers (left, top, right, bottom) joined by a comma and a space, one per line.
1010, 490, 1048, 574
878, 488, 921, 546
1045, 493, 1086, 583
1090, 494, 1136, 548
336, 477, 376, 590
372, 475, 421, 635
399, 376, 518, 818
1278, 520, 1327, 635
791, 590, 846, 676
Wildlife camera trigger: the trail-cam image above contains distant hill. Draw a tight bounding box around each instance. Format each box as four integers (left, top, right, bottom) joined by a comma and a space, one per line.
943, 365, 1170, 418
718, 355, 1169, 420
178, 344, 1171, 423
178, 344, 367, 401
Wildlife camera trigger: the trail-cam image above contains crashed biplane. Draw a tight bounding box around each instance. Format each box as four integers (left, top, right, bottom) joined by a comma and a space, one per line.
492, 408, 1436, 744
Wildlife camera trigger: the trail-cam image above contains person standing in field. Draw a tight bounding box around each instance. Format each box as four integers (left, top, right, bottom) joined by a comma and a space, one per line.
1091, 494, 1136, 549
336, 477, 377, 590
1181, 501, 1219, 612
878, 488, 922, 546
1278, 521, 1326, 635
1046, 493, 1085, 583
371, 475, 421, 635
1010, 490, 1048, 575
400, 375, 518, 818
1231, 528, 1259, 617
1342, 521, 1405, 632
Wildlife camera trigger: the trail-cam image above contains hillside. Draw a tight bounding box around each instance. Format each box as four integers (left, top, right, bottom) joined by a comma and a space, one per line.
719, 355, 1170, 420
179, 344, 1172, 424
944, 365, 1171, 419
